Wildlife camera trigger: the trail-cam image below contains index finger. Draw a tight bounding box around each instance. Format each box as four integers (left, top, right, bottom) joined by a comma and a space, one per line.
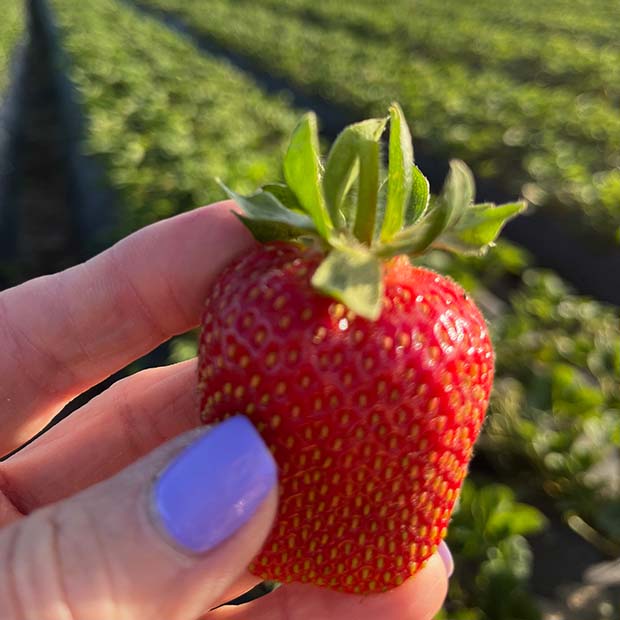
0, 201, 254, 456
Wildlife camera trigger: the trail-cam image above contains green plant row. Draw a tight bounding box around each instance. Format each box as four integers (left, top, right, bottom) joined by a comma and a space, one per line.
0, 0, 25, 96
352, 0, 620, 47
485, 269, 620, 550
136, 0, 620, 242
48, 0, 299, 237
244, 0, 620, 102
440, 480, 546, 620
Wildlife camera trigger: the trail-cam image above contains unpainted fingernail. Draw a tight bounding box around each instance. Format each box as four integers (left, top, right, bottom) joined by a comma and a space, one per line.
438, 540, 454, 577
153, 415, 277, 554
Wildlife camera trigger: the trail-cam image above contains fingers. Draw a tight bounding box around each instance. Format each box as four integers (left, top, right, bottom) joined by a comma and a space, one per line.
210, 555, 448, 620
2, 360, 198, 515
0, 417, 278, 620
0, 201, 254, 456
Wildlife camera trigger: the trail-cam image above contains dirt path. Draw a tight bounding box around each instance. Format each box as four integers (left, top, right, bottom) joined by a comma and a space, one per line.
10, 0, 78, 281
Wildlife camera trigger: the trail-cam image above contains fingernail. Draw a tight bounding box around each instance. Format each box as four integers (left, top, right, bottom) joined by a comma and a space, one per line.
153, 415, 277, 553
438, 541, 454, 577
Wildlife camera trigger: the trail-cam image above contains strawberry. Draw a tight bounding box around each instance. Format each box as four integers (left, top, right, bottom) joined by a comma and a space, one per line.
198, 104, 524, 594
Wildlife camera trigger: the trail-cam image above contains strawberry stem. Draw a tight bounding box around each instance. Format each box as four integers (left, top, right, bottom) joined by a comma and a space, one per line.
220, 103, 526, 320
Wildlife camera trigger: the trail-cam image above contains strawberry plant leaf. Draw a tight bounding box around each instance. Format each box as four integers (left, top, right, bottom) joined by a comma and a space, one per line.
283, 112, 332, 238
353, 139, 381, 246
405, 165, 430, 226
262, 183, 304, 212
374, 160, 480, 258
219, 182, 318, 242
233, 214, 315, 244
323, 117, 387, 229
486, 504, 547, 539
374, 202, 447, 258
384, 160, 475, 255
442, 159, 476, 227
375, 160, 525, 258
311, 246, 383, 320
381, 103, 414, 241
433, 201, 527, 255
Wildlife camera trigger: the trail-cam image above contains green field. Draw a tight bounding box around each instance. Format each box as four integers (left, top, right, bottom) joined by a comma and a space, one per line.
49, 0, 300, 236
2, 0, 619, 617
137, 0, 620, 242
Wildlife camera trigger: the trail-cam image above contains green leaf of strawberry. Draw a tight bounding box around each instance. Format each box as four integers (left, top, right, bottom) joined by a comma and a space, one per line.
218, 184, 317, 243
201, 103, 526, 594
220, 104, 524, 319
323, 117, 387, 228
375, 159, 525, 261
283, 112, 332, 238
352, 135, 382, 245
381, 102, 414, 240
311, 244, 383, 319
261, 182, 304, 212
442, 158, 476, 227
434, 201, 527, 255
406, 164, 430, 226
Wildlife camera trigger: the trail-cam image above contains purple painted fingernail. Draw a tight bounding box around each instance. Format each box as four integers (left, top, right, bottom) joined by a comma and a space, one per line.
438, 540, 454, 577
153, 415, 277, 554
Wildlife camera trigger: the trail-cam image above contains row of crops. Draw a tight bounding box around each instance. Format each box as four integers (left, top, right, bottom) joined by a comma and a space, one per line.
418, 0, 620, 45
4, 0, 619, 616
245, 0, 620, 102
328, 0, 620, 48
47, 0, 299, 236
136, 0, 620, 243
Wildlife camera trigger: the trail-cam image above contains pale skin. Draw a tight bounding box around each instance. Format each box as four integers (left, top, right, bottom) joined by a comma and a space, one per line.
0, 202, 449, 619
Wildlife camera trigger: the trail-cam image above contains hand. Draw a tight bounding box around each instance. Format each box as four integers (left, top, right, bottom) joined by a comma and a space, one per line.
0, 202, 450, 619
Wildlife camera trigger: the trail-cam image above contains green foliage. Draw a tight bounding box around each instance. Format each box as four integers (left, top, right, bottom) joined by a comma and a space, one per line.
253, 0, 620, 98
226, 108, 520, 319
439, 481, 546, 620
282, 112, 332, 238
168, 331, 198, 364
311, 245, 383, 319
485, 270, 620, 544
323, 116, 387, 227
138, 0, 620, 241
450, 483, 547, 555
49, 0, 299, 238
220, 184, 317, 243
381, 102, 413, 239
421, 239, 533, 294
0, 0, 24, 97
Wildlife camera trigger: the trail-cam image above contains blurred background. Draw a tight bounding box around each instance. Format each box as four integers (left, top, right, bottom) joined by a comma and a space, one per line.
1, 0, 619, 617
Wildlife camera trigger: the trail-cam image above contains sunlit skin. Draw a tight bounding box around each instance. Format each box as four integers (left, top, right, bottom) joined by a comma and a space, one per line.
0, 203, 448, 619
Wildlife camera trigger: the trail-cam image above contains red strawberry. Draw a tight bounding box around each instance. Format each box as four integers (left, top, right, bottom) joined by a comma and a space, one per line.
198, 104, 524, 594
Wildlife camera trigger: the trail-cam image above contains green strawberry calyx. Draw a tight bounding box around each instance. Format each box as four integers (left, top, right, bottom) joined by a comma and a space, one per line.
219, 103, 525, 320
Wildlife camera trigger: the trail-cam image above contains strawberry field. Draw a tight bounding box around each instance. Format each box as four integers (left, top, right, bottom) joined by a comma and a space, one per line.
1, 0, 619, 617
135, 0, 620, 247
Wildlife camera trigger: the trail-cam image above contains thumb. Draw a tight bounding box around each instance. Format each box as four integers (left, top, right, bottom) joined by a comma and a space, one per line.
0, 416, 278, 620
